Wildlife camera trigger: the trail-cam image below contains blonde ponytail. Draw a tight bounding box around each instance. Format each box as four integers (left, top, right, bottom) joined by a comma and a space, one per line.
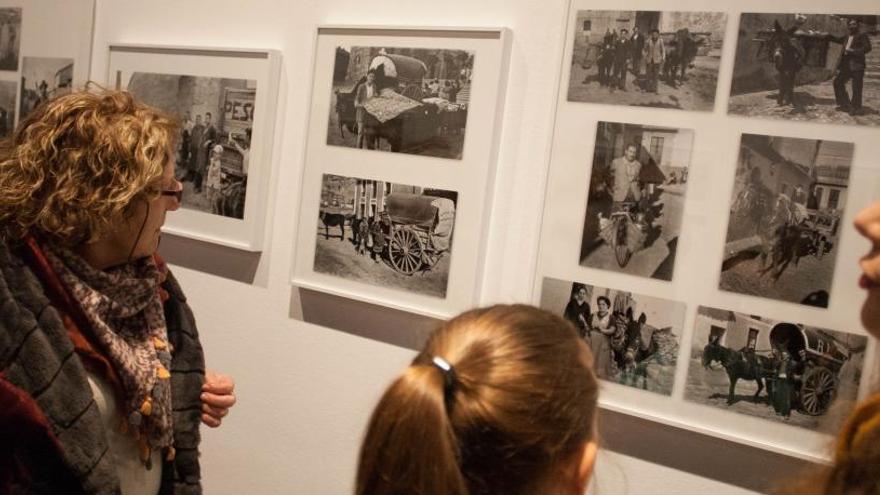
355, 363, 467, 495
356, 305, 599, 495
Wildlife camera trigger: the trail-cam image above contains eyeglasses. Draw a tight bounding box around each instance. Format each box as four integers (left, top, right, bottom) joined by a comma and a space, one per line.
161, 188, 183, 202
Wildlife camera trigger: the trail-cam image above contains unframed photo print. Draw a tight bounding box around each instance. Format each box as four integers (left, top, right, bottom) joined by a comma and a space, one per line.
314, 173, 458, 298
540, 276, 685, 395
685, 305, 867, 432
729, 13, 879, 127
719, 133, 852, 308
127, 72, 256, 220
568, 10, 727, 111
579, 121, 693, 281
327, 46, 473, 159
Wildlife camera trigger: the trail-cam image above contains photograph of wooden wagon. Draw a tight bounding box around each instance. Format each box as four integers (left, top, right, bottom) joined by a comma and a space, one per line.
769, 323, 852, 416
383, 192, 456, 275
332, 51, 469, 157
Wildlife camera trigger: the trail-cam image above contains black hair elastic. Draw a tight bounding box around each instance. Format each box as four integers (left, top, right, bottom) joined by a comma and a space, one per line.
431, 356, 457, 410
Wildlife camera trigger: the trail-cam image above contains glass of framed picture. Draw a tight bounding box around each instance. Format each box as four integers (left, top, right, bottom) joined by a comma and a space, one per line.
533, 0, 880, 463
107, 44, 282, 251
291, 25, 511, 319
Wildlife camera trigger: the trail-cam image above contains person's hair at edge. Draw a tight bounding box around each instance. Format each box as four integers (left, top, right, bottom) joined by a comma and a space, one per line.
355, 304, 600, 495
774, 394, 880, 495
0, 86, 179, 245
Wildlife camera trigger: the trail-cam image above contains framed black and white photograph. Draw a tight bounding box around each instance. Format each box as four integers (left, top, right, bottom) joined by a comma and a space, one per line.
19, 56, 72, 121
127, 72, 256, 220
0, 8, 20, 71
685, 305, 867, 432
0, 80, 15, 137
540, 277, 685, 395
108, 44, 282, 251
719, 134, 853, 308
729, 13, 879, 127
293, 26, 510, 318
580, 121, 693, 280
327, 46, 472, 159
314, 174, 457, 298
567, 10, 726, 111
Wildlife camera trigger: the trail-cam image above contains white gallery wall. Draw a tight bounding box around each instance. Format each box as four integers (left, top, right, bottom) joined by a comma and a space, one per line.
88, 1, 873, 494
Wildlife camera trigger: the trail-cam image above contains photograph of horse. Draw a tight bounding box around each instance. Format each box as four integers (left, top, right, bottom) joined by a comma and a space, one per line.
685, 306, 866, 432
719, 134, 852, 308
539, 277, 685, 395
314, 174, 458, 298
729, 13, 880, 127
567, 10, 726, 111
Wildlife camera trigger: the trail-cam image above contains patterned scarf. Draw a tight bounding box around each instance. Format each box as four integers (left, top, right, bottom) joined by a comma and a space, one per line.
43, 243, 174, 467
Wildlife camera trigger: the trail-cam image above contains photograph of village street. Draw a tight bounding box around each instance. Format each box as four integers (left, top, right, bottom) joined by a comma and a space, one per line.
719, 134, 852, 308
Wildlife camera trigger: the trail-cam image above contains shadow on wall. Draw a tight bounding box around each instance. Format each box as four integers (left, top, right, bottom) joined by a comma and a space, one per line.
289, 288, 441, 352
157, 233, 261, 284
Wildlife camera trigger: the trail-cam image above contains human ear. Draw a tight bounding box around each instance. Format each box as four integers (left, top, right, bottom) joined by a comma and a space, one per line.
564, 440, 598, 494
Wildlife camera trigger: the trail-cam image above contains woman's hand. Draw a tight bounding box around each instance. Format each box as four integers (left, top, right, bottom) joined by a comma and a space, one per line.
201, 370, 236, 428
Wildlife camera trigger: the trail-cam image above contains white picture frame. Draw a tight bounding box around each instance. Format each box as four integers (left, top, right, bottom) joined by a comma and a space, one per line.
532, 0, 880, 463
107, 44, 282, 252
292, 25, 511, 319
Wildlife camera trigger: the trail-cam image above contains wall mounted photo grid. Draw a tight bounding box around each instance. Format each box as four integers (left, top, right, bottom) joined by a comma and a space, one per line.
292, 26, 511, 319
534, 0, 879, 462
107, 44, 282, 251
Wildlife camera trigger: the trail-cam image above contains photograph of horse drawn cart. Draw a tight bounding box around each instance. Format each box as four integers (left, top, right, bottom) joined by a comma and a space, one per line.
719, 134, 852, 308
686, 306, 866, 431
729, 13, 879, 127
567, 10, 726, 111
314, 174, 457, 298
540, 277, 685, 395
327, 46, 473, 159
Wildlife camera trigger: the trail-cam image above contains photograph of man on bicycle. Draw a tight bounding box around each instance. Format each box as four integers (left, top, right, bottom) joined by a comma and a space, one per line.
579, 121, 693, 280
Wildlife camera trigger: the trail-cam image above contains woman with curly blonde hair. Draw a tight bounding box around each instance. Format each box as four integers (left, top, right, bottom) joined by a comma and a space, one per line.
0, 89, 235, 494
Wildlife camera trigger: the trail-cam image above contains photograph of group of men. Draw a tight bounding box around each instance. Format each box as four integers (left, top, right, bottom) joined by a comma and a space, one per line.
729, 13, 878, 126
568, 10, 726, 111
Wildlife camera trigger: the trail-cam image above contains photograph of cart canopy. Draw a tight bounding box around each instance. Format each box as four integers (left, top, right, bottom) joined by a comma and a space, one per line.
720, 134, 852, 308
127, 72, 256, 220
685, 306, 867, 432
327, 46, 473, 159
567, 10, 726, 111
579, 121, 693, 280
314, 174, 457, 298
728, 13, 879, 126
540, 277, 685, 395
